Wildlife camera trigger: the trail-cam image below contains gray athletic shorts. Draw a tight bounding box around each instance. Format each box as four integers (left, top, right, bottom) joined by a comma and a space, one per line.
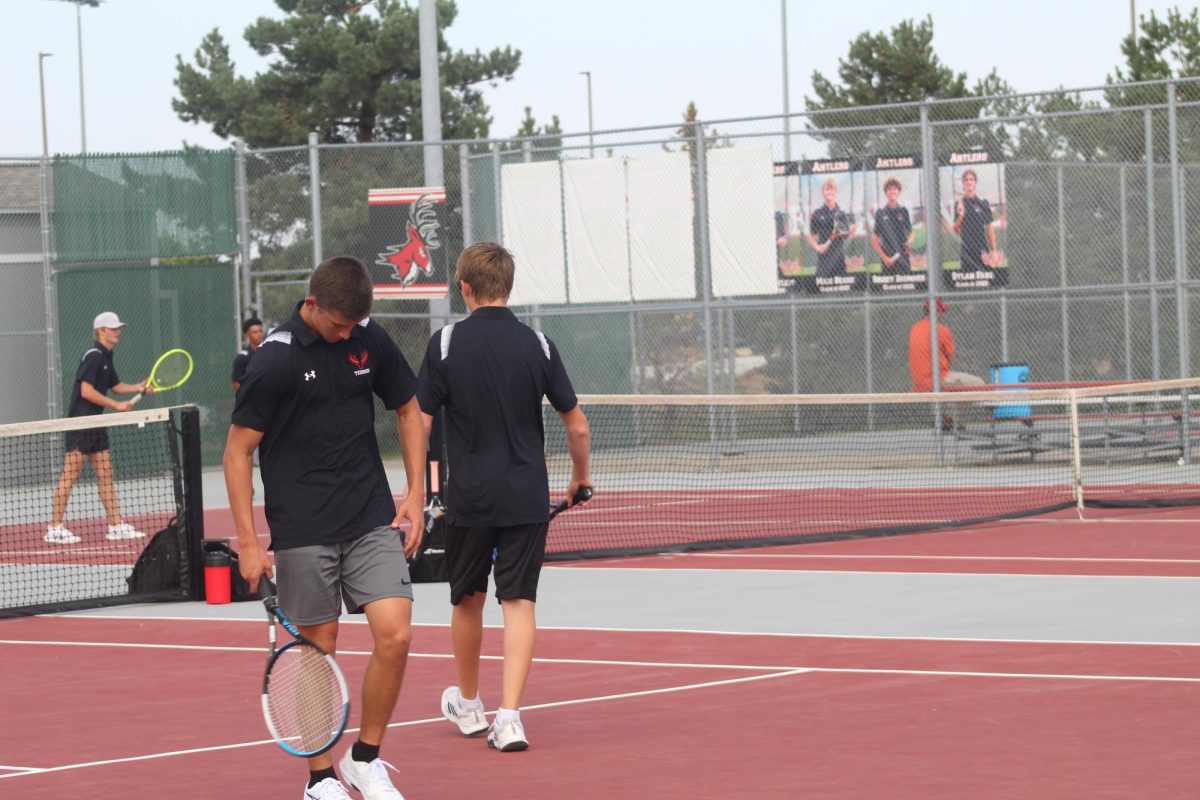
274, 525, 413, 626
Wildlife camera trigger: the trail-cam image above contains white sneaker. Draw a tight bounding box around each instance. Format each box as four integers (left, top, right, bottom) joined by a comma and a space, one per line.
488, 717, 529, 752
338, 749, 405, 800
44, 525, 81, 545
106, 522, 145, 540
441, 686, 489, 736
303, 777, 352, 800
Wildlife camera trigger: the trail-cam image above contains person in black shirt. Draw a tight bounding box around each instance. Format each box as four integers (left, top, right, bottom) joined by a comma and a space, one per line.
223, 257, 425, 799
230, 316, 264, 393
46, 311, 152, 545
871, 177, 914, 272
805, 177, 856, 278
952, 169, 1000, 271
418, 242, 592, 753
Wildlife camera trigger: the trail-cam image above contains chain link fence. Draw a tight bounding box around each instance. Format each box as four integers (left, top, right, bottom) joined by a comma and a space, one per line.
4, 77, 1200, 465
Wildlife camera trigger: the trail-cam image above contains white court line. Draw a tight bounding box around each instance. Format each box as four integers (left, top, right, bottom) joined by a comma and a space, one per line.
6, 657, 1200, 779
664, 553, 1200, 564
35, 612, 1200, 648
546, 564, 1200, 581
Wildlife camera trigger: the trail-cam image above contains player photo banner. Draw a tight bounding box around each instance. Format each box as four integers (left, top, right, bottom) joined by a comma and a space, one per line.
365, 186, 450, 299
863, 154, 927, 294
776, 158, 866, 295
938, 151, 1008, 291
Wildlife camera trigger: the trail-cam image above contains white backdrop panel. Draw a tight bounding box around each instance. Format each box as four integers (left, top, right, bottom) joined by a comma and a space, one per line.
563, 159, 629, 303
706, 145, 779, 297
627, 151, 695, 300
501, 161, 567, 305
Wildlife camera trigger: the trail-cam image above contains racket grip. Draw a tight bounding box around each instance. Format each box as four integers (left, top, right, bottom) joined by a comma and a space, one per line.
129, 392, 144, 407
572, 486, 593, 505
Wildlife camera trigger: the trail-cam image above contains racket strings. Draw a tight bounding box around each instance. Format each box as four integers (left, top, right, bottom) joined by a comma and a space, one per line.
266, 644, 344, 753
152, 353, 192, 388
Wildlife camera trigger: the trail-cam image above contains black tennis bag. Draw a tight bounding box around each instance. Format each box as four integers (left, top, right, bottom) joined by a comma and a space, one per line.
126, 518, 185, 595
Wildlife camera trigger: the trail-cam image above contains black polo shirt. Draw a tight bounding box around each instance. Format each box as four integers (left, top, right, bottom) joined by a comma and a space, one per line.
416, 306, 578, 527
959, 195, 994, 267
231, 348, 253, 384
231, 302, 418, 549
874, 205, 912, 270
810, 205, 846, 277
68, 344, 119, 418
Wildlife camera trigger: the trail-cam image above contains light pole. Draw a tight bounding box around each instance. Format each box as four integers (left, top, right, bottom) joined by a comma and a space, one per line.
49, 0, 99, 154
781, 0, 791, 162
39, 52, 54, 157
579, 71, 594, 158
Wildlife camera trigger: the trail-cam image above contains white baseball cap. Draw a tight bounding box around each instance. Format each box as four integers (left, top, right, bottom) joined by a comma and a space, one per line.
92, 311, 128, 330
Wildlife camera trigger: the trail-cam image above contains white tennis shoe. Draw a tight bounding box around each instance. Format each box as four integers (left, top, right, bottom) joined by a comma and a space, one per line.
302, 777, 352, 799
44, 525, 81, 545
106, 522, 145, 540
338, 750, 405, 800
488, 717, 529, 752
441, 686, 489, 736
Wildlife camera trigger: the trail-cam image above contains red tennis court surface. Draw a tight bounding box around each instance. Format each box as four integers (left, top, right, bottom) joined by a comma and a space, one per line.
2, 504, 1198, 799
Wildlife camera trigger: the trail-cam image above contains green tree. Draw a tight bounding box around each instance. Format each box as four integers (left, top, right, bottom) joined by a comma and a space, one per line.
173, 0, 522, 147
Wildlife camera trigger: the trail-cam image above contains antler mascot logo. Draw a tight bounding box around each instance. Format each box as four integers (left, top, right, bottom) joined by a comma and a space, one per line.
376, 194, 442, 287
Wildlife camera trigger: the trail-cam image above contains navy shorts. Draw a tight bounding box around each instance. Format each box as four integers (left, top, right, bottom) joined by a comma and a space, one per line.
64, 428, 110, 455
445, 521, 549, 606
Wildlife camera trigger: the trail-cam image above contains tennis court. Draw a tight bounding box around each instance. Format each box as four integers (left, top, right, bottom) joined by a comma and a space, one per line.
3, 497, 1199, 799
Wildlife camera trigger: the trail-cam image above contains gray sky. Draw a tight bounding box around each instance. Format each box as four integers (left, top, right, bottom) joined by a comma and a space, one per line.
0, 0, 1184, 156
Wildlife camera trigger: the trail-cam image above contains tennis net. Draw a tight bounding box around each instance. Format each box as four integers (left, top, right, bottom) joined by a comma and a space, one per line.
542, 378, 1200, 559
0, 406, 203, 617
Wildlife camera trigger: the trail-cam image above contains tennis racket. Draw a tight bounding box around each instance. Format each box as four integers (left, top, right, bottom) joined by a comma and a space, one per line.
130, 348, 193, 406
830, 210, 852, 239
550, 485, 593, 519
260, 578, 350, 758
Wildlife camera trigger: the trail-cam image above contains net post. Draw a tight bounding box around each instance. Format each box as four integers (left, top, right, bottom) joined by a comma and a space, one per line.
179, 406, 207, 600
1068, 389, 1085, 518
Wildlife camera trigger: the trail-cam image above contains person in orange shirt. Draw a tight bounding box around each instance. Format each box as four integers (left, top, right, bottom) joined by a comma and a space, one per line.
908, 299, 984, 392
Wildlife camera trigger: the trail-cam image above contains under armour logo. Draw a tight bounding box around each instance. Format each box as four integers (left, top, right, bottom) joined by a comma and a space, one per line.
304, 371, 316, 381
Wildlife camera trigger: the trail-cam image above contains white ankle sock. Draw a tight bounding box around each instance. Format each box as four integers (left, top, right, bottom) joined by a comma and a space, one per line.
496, 707, 519, 725
459, 692, 483, 710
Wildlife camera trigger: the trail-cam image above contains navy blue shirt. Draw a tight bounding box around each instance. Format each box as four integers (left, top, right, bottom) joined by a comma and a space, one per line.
417, 306, 578, 527
68, 344, 120, 418
810, 205, 847, 276
959, 195, 994, 267
231, 303, 418, 549
231, 348, 253, 384
874, 205, 912, 270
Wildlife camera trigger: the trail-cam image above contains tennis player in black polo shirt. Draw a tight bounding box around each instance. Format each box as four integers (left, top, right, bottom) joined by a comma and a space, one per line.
46, 311, 151, 545
805, 177, 856, 278
230, 316, 264, 392
418, 242, 592, 753
224, 257, 425, 800
952, 169, 1001, 273
870, 177, 914, 272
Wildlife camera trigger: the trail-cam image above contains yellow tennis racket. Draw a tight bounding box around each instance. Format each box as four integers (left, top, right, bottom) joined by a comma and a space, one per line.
131, 348, 193, 405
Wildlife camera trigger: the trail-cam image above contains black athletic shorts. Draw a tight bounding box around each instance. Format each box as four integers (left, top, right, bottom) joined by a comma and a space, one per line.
64, 428, 110, 455
445, 521, 549, 606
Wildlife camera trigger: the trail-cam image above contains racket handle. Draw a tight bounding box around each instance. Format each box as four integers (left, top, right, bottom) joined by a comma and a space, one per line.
129, 392, 144, 407
572, 486, 594, 505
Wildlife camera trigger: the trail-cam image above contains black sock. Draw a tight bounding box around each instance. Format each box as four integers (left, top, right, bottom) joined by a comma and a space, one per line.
308, 767, 337, 788
352, 740, 380, 763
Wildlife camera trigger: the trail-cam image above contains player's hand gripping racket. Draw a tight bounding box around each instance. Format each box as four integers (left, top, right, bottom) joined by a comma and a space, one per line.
830, 210, 852, 239
260, 578, 350, 758
550, 485, 593, 520
130, 348, 193, 406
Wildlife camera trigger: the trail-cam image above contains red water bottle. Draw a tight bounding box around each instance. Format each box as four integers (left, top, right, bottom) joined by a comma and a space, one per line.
204, 547, 232, 604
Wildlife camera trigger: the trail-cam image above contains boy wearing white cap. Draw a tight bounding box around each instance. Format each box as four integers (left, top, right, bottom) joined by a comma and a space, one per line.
45, 311, 154, 545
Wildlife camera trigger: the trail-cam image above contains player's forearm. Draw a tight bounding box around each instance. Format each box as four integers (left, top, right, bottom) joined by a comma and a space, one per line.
562, 408, 591, 482
870, 235, 886, 259
222, 442, 258, 551
81, 383, 120, 409
111, 382, 143, 396
395, 400, 426, 501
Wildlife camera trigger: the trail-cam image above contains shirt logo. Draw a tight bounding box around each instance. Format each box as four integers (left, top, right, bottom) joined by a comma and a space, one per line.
304, 370, 316, 381
348, 350, 371, 376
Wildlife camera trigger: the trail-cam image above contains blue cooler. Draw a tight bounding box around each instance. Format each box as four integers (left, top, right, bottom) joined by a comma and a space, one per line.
990, 363, 1031, 419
